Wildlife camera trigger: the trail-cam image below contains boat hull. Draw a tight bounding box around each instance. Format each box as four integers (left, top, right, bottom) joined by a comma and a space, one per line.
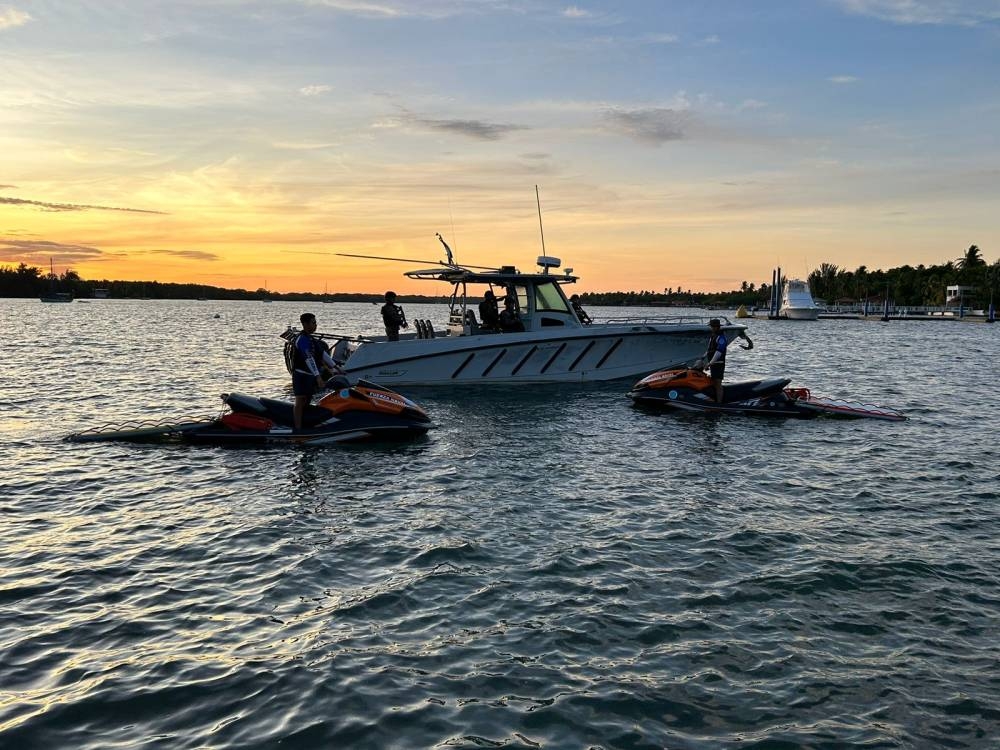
340, 326, 721, 385
780, 307, 819, 320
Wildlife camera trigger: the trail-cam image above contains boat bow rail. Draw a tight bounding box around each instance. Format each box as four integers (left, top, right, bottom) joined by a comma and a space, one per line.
598, 315, 737, 327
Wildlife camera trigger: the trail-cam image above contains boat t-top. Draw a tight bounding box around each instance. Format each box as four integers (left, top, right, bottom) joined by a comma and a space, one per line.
282, 237, 747, 386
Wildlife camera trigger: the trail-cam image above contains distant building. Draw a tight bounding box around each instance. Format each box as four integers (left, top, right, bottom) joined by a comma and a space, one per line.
946, 285, 975, 306
94, 288, 109, 298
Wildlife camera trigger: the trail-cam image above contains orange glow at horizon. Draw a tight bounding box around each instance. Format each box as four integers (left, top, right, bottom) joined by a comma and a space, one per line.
4, 188, 994, 296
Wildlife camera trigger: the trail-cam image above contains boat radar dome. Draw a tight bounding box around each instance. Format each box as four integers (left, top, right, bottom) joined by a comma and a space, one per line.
537, 256, 561, 274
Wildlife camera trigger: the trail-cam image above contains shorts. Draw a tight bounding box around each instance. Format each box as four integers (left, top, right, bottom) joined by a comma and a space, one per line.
293, 370, 318, 397
709, 361, 726, 380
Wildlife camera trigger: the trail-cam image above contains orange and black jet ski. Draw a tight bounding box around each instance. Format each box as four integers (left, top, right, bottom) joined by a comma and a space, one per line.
628, 368, 905, 421
68, 379, 433, 445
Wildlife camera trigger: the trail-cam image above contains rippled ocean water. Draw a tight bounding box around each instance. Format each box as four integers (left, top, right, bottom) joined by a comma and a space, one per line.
2, 298, 998, 749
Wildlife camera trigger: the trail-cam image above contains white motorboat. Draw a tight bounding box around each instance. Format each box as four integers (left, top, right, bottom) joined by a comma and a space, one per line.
780, 279, 819, 320
283, 244, 747, 386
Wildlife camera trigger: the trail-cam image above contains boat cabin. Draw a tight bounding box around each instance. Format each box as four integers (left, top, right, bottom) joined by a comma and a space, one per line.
404, 256, 588, 336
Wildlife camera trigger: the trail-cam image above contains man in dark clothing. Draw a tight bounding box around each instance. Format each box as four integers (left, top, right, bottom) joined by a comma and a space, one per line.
381, 291, 408, 341
478, 290, 501, 331
498, 297, 525, 332
702, 318, 728, 403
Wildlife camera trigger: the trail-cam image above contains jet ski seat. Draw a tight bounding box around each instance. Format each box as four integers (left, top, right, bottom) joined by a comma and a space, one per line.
255, 397, 334, 427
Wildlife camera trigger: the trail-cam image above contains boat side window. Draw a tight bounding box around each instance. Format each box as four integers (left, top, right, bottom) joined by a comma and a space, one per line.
534, 281, 570, 313
512, 285, 530, 313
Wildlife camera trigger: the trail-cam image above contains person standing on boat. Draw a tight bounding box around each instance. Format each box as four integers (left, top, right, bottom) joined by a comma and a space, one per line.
570, 294, 592, 325
381, 291, 408, 341
478, 290, 502, 331
292, 313, 337, 431
702, 318, 728, 403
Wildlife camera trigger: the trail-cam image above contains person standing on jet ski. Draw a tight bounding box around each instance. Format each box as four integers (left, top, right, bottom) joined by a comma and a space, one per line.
703, 318, 728, 403
292, 313, 339, 431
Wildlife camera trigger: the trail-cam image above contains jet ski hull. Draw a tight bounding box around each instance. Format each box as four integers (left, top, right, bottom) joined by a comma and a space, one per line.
67, 381, 433, 445
628, 368, 905, 421
632, 390, 818, 418
182, 411, 430, 445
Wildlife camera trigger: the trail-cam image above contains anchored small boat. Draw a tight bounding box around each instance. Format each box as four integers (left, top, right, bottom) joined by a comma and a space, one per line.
40, 258, 73, 303
628, 368, 905, 421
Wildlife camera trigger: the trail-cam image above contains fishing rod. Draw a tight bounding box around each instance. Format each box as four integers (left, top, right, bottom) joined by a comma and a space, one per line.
336, 252, 452, 265
315, 332, 374, 343
280, 327, 373, 344
336, 247, 498, 271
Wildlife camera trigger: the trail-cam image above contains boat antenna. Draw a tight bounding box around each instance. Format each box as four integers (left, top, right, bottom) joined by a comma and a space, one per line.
535, 185, 546, 255
448, 197, 458, 265
436, 233, 455, 266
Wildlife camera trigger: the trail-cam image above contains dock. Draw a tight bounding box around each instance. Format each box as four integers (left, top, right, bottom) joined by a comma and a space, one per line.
817, 312, 994, 323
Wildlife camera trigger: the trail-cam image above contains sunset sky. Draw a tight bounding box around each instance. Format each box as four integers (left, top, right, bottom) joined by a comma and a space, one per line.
2, 1, 998, 294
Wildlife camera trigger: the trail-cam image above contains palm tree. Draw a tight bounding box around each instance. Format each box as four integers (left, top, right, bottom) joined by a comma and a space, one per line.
956, 245, 985, 270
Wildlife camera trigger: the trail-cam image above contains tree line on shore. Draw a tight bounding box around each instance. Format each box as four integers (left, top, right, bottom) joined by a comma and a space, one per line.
2, 245, 995, 306
805, 245, 997, 307
0, 264, 448, 303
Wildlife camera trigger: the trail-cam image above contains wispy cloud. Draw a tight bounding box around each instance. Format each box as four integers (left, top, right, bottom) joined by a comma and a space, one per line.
562, 6, 592, 18
836, 0, 1000, 26
0, 6, 31, 30
299, 84, 332, 97
302, 0, 516, 20
377, 109, 529, 141
303, 0, 408, 18
148, 249, 221, 262
0, 196, 166, 214
0, 239, 104, 264
602, 107, 697, 145
642, 33, 679, 44
829, 75, 859, 84
414, 116, 527, 140
272, 140, 339, 150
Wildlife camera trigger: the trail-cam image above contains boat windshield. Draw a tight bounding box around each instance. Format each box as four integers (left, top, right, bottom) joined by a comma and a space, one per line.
507, 284, 529, 312
533, 280, 571, 313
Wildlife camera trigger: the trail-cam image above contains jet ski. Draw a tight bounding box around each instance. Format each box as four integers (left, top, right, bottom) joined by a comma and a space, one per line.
67, 379, 433, 445
628, 368, 905, 421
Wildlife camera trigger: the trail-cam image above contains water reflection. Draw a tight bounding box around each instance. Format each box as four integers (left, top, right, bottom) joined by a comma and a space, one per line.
2, 299, 998, 750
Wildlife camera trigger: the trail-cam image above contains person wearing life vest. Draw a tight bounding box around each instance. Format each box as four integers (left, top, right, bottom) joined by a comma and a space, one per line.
702, 318, 728, 403
292, 313, 339, 431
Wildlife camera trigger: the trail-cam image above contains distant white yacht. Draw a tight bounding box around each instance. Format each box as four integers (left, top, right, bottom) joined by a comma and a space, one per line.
780, 279, 820, 320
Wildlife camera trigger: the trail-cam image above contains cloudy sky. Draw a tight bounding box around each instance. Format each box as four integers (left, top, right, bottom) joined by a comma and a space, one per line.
1, 0, 998, 293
